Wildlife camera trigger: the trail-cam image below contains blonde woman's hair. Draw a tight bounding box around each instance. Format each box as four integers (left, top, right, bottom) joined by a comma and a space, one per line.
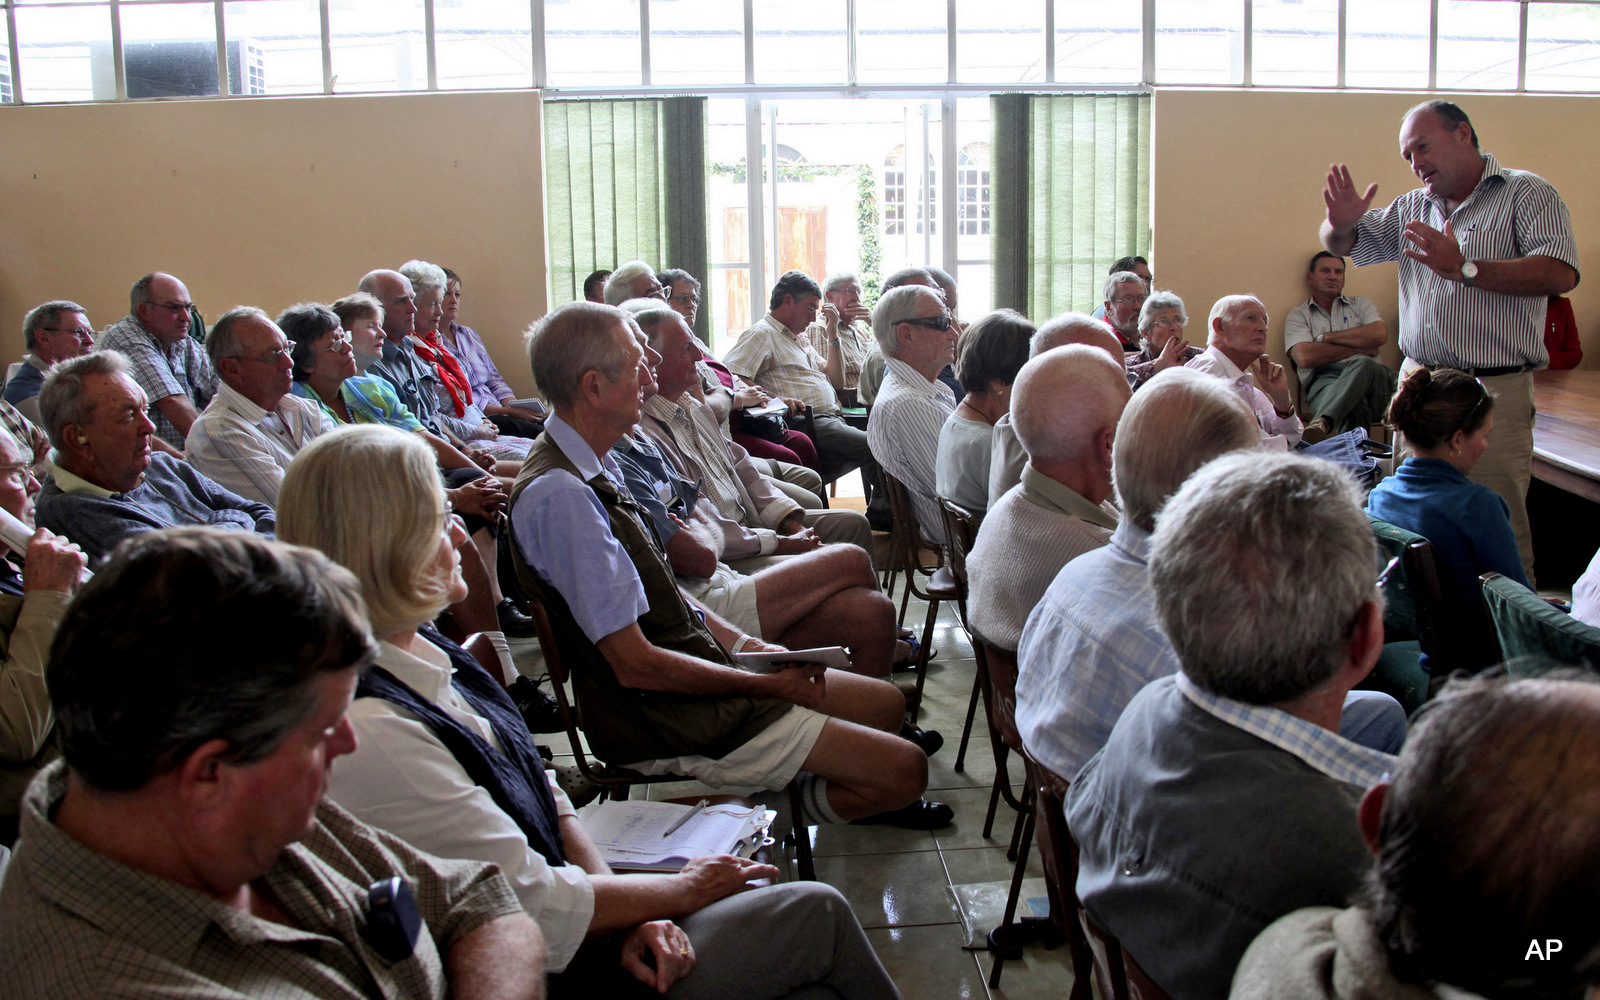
278, 424, 453, 637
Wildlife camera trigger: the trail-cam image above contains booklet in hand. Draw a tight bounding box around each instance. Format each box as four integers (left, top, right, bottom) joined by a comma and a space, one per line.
578, 799, 776, 872
732, 645, 853, 673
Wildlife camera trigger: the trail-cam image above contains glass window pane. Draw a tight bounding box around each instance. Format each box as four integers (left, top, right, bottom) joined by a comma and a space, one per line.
1346, 0, 1429, 88
1438, 0, 1520, 90
1055, 0, 1143, 85
857, 0, 948, 84
545, 0, 641, 88
0, 36, 13, 104
1252, 0, 1337, 87
120, 1, 220, 98
225, 1, 323, 95
1528, 2, 1600, 92
436, 0, 533, 90
956, 0, 1044, 84
708, 98, 751, 350
329, 0, 425, 93
955, 96, 994, 319
14, 4, 111, 102
1155, 0, 1244, 85
753, 0, 847, 84
651, 0, 744, 86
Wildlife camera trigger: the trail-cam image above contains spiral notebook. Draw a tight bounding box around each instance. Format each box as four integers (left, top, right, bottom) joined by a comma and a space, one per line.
577, 799, 775, 872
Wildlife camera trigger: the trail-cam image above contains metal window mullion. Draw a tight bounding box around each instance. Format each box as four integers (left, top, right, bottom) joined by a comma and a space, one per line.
1142, 0, 1156, 86
744, 0, 754, 84
846, 0, 857, 86
214, 0, 228, 96
1336, 0, 1346, 88
1044, 0, 1054, 84
531, 0, 544, 89
6, 4, 22, 104
1516, 0, 1528, 92
424, 0, 437, 90
947, 0, 956, 85
1428, 0, 1438, 91
745, 95, 766, 328
110, 0, 126, 100
640, 0, 650, 86
940, 96, 957, 274
768, 102, 780, 278
320, 0, 332, 94
1240, 0, 1251, 87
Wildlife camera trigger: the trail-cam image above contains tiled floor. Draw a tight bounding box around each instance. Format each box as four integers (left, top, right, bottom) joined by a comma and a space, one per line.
511, 482, 1080, 999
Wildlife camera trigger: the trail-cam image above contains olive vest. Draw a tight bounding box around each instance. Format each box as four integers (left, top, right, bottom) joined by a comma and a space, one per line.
509, 433, 792, 766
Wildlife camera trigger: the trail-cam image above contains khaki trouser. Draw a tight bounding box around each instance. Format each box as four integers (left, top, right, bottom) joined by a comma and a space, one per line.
1399, 360, 1536, 585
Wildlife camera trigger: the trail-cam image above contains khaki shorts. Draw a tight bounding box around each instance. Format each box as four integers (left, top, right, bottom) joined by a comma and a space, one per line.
679, 563, 762, 637
622, 705, 829, 790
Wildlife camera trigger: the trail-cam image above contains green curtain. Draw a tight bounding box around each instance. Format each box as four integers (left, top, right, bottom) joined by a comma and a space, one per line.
991, 94, 1151, 319
543, 97, 709, 340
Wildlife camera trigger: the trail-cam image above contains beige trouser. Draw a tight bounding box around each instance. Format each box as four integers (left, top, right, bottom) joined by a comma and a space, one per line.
1399, 360, 1536, 585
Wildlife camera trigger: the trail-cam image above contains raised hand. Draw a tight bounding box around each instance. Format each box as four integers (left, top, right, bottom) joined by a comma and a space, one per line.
1323, 163, 1378, 234
1402, 219, 1467, 280
1153, 330, 1188, 372
1252, 355, 1293, 414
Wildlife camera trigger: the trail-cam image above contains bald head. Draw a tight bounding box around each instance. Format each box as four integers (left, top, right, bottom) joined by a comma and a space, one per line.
1032, 312, 1124, 364
358, 269, 416, 342
1112, 367, 1260, 532
1012, 345, 1131, 489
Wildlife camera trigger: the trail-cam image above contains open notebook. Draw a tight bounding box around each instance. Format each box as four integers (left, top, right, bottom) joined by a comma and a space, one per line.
577, 799, 776, 872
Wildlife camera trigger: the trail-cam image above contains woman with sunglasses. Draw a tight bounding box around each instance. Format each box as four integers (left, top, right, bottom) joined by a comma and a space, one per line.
1366, 367, 1531, 648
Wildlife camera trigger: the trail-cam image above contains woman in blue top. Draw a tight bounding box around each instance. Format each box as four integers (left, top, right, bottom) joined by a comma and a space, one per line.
1367, 367, 1531, 656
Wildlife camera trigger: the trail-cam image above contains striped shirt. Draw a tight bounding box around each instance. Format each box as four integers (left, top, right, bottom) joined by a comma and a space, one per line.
1175, 672, 1395, 789
722, 313, 842, 416
185, 381, 336, 506
1350, 153, 1579, 370
867, 356, 957, 545
98, 315, 219, 448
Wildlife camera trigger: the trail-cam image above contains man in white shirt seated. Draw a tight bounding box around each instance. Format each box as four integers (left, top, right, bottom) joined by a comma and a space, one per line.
184, 306, 336, 506
966, 345, 1128, 651
865, 284, 959, 544
1186, 294, 1304, 450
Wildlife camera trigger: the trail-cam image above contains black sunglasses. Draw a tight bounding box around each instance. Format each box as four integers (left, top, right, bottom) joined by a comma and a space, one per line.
899, 314, 954, 332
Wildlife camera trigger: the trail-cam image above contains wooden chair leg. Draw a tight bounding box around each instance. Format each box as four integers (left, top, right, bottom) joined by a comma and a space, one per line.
982, 740, 1011, 838
910, 595, 939, 724
786, 782, 815, 881
987, 806, 1038, 989
954, 661, 986, 773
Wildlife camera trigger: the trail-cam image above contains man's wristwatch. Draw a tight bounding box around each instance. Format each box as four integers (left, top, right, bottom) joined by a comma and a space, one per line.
1460, 260, 1478, 287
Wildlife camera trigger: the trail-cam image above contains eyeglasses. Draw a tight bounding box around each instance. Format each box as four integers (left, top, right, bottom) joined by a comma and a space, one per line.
1458, 377, 1492, 433
147, 301, 194, 314
321, 331, 352, 352
898, 314, 954, 332
1150, 315, 1185, 329
236, 341, 296, 364
41, 327, 95, 338
1111, 294, 1149, 306
670, 293, 700, 308
0, 462, 31, 488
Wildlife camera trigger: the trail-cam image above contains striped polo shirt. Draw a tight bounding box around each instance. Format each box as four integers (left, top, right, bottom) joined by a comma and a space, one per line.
1350, 153, 1579, 370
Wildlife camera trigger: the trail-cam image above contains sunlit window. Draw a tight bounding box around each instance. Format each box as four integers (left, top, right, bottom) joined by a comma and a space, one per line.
957, 143, 991, 237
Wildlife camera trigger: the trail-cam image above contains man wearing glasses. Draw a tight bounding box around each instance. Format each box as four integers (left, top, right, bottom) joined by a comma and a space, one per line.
183, 307, 336, 507
1102, 270, 1151, 352
602, 259, 670, 305
97, 272, 218, 453
6, 301, 96, 427
865, 285, 960, 545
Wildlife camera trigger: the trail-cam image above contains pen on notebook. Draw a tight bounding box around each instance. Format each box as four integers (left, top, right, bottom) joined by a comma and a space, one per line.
662, 799, 708, 838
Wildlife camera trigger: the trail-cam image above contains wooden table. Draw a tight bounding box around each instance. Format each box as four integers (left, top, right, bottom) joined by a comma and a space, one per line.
1533, 370, 1600, 503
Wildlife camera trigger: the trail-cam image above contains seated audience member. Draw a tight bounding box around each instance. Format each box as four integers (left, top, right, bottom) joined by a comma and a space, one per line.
1545, 293, 1582, 370
1102, 270, 1150, 351
1091, 255, 1152, 321
0, 529, 544, 998
1232, 673, 1600, 1000
283, 426, 903, 999
34, 352, 274, 563
402, 259, 534, 462
7, 301, 96, 425
659, 267, 703, 328
1284, 251, 1395, 439
935, 309, 1034, 517
584, 268, 612, 303
510, 301, 950, 829
636, 306, 873, 562
1126, 290, 1204, 390
1366, 367, 1525, 660
1573, 546, 1600, 627
183, 307, 334, 506
989, 314, 1124, 506
1187, 294, 1304, 449
97, 271, 216, 452
966, 346, 1127, 651
807, 273, 876, 401
856, 266, 949, 405
867, 284, 959, 544
603, 259, 669, 305
723, 271, 879, 494
1016, 369, 1258, 781
1069, 452, 1401, 1000
439, 266, 546, 437
0, 427, 86, 844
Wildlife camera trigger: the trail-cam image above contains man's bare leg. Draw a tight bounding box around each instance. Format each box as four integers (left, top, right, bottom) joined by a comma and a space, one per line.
798, 717, 927, 820
749, 546, 896, 675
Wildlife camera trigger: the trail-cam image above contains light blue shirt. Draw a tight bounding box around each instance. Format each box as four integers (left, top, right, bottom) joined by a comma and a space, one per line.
1016, 520, 1178, 780
510, 414, 650, 644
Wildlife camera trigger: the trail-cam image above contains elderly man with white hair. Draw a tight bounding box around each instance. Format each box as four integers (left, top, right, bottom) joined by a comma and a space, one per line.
183, 306, 336, 506
603, 259, 669, 305
1067, 452, 1405, 1000
1186, 294, 1304, 449
988, 312, 1125, 507
865, 284, 959, 544
1102, 270, 1150, 351
966, 345, 1129, 652
806, 272, 875, 399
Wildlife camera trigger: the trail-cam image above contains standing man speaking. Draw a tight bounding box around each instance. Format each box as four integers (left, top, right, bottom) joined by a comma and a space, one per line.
1321, 100, 1578, 583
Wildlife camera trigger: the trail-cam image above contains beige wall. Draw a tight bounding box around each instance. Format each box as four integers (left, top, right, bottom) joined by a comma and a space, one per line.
0, 90, 548, 396
1151, 88, 1599, 370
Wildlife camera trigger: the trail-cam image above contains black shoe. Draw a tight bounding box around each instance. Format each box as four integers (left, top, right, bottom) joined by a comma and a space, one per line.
497, 598, 537, 637
851, 798, 955, 830
899, 722, 944, 757
509, 676, 564, 734
867, 507, 894, 532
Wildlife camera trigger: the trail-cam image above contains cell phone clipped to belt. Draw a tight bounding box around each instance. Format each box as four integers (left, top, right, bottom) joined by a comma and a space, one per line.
363, 876, 423, 962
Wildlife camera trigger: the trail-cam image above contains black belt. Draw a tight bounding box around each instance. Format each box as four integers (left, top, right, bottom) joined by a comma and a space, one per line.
1425, 363, 1532, 378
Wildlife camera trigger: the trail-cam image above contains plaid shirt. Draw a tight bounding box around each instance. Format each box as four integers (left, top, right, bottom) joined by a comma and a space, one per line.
805, 319, 874, 391
1175, 672, 1396, 788
98, 315, 219, 448
0, 761, 525, 999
